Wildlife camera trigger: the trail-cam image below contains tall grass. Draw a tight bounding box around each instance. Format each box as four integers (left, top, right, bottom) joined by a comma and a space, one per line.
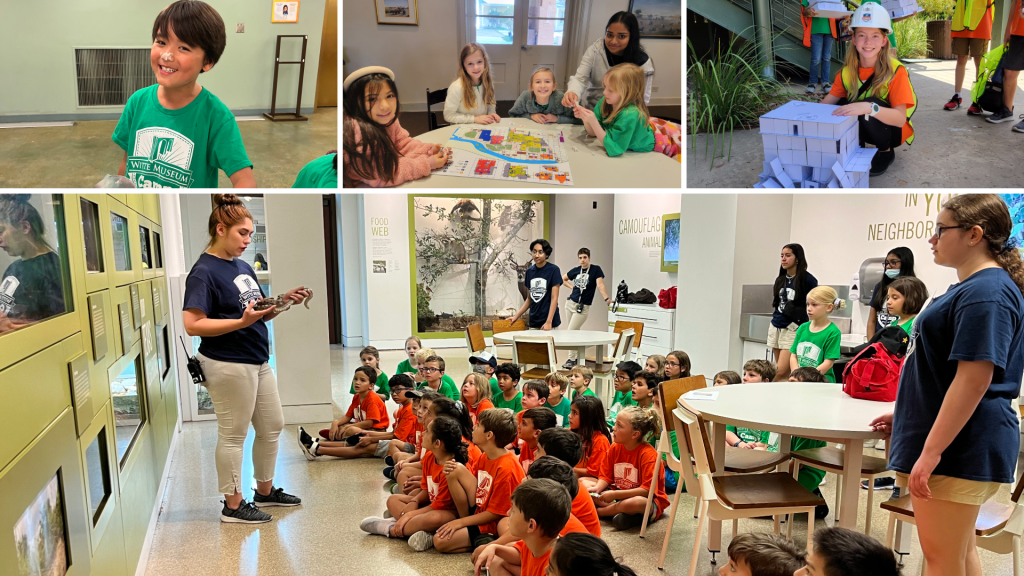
916, 0, 956, 20
894, 15, 931, 59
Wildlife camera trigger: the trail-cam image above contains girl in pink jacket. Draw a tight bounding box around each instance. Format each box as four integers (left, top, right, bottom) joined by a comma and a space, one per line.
342, 67, 450, 187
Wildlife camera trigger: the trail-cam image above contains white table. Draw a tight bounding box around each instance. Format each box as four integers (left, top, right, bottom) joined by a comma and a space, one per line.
397, 119, 681, 188
681, 383, 893, 555
491, 329, 619, 368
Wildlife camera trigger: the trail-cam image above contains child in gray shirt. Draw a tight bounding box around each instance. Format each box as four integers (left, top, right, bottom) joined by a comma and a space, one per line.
509, 67, 577, 124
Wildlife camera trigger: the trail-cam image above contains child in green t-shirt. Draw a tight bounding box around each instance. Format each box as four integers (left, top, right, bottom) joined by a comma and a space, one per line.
568, 365, 597, 401
351, 345, 390, 401
469, 351, 501, 397
492, 362, 523, 412
292, 153, 338, 188
571, 63, 655, 157
884, 276, 929, 336
416, 352, 460, 401
544, 371, 572, 428
607, 361, 641, 427
395, 336, 422, 376
789, 286, 845, 383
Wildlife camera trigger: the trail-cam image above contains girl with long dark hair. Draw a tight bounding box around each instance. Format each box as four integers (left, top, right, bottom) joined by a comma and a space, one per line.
866, 246, 917, 339
562, 11, 655, 111
0, 194, 65, 333
768, 243, 818, 380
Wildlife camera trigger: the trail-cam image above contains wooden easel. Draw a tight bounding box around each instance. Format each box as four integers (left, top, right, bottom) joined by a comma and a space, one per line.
264, 35, 309, 122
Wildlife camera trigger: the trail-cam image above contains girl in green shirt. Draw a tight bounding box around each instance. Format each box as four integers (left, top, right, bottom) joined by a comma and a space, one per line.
789, 286, 845, 382
351, 346, 389, 401
394, 336, 422, 376
885, 276, 930, 336
571, 63, 655, 157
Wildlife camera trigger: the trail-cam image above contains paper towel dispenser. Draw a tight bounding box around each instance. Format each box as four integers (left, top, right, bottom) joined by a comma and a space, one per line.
859, 257, 885, 305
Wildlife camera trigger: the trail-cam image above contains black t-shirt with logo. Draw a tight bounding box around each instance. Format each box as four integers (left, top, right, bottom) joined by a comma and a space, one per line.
183, 253, 269, 365
566, 264, 605, 306
525, 262, 562, 328
0, 251, 65, 322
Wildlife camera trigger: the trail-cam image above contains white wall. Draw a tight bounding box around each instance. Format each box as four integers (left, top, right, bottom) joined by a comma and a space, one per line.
341, 0, 681, 109
551, 194, 615, 332
338, 193, 366, 347
361, 193, 414, 349
790, 193, 960, 335
611, 194, 681, 294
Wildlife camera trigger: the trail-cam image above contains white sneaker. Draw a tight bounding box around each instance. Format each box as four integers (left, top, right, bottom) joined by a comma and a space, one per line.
300, 438, 319, 461
836, 443, 845, 450
875, 439, 886, 450
383, 509, 393, 519
360, 517, 396, 536
864, 439, 877, 448
819, 477, 827, 486
409, 530, 435, 551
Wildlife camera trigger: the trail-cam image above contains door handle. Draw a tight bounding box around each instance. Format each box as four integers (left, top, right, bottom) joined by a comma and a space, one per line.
521, 45, 528, 51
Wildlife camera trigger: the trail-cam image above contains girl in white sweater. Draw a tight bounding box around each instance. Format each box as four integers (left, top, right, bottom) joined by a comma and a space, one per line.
444, 43, 501, 125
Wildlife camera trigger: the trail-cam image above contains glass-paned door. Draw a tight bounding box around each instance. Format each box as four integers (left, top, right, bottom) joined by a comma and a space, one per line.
469, 0, 570, 102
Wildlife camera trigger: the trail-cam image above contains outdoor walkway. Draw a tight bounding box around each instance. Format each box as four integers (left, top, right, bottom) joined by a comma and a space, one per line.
687, 59, 1024, 188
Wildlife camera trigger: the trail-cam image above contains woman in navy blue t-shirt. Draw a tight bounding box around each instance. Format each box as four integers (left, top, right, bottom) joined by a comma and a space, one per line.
871, 194, 1024, 573
182, 194, 311, 524
509, 238, 561, 331
768, 243, 817, 381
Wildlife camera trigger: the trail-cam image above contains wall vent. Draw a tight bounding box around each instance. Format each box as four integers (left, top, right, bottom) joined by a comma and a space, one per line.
75, 49, 156, 107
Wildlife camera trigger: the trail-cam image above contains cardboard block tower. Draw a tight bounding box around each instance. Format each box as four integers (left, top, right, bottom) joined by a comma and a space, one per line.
754, 101, 876, 189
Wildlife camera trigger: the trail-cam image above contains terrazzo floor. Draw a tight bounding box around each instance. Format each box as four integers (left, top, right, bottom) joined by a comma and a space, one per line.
143, 346, 1019, 576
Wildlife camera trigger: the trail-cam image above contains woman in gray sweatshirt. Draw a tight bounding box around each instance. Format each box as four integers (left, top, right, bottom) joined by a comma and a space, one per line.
562, 11, 655, 111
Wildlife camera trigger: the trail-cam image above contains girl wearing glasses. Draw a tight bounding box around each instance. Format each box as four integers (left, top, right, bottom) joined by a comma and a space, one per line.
866, 247, 917, 340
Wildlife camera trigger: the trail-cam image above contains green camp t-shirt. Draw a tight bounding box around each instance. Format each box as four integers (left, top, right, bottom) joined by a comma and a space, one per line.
547, 395, 572, 428
350, 370, 390, 395
292, 154, 338, 188
790, 322, 843, 382
593, 97, 655, 157
492, 390, 523, 413
801, 0, 835, 35
396, 359, 417, 375
418, 375, 460, 401
897, 316, 915, 335
726, 427, 827, 491
112, 85, 252, 188
607, 390, 637, 427
490, 376, 501, 398
571, 387, 597, 402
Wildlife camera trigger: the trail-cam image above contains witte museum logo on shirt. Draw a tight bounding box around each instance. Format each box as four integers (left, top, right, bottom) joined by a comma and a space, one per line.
233, 275, 262, 307
127, 128, 196, 188
0, 275, 18, 315
530, 278, 548, 302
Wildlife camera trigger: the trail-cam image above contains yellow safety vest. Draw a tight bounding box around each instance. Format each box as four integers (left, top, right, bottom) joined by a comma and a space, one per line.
841, 59, 918, 146
952, 0, 994, 32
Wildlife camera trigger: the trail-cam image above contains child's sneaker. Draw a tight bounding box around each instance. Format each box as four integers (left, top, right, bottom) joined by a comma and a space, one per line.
253, 486, 301, 507
822, 81, 832, 93
986, 106, 1016, 123
875, 439, 886, 450
221, 500, 272, 524
298, 426, 313, 449
612, 512, 645, 531
391, 483, 404, 495
318, 428, 331, 440
943, 94, 962, 110
300, 438, 320, 461
360, 517, 396, 536
862, 477, 896, 490
806, 84, 817, 94
1014, 115, 1024, 133
869, 150, 895, 177
384, 455, 396, 467
408, 531, 435, 551
383, 466, 397, 480
345, 434, 364, 446
967, 102, 984, 115
383, 509, 393, 519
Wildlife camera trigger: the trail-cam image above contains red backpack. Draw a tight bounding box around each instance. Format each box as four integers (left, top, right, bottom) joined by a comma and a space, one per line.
658, 286, 677, 309
841, 326, 909, 402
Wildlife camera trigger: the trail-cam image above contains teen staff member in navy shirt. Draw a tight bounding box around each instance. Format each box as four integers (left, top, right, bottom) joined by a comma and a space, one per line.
871, 194, 1024, 574
560, 247, 611, 368
183, 194, 311, 524
510, 239, 561, 330
768, 243, 817, 380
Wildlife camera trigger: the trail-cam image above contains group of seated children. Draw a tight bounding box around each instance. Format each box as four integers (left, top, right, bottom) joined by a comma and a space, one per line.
722, 527, 901, 576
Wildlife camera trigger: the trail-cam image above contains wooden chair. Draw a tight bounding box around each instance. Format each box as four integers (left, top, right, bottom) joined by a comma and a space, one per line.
788, 446, 891, 535
491, 318, 525, 364
511, 335, 558, 380
669, 401, 825, 575
586, 320, 644, 366
641, 375, 708, 537
425, 87, 449, 132
589, 329, 634, 405
882, 478, 1024, 576
465, 323, 486, 356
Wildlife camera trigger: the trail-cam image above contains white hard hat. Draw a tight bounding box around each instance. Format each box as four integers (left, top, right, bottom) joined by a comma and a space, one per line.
849, 2, 893, 35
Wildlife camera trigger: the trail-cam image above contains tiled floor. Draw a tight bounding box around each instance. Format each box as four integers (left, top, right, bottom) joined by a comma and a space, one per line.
144, 346, 1018, 575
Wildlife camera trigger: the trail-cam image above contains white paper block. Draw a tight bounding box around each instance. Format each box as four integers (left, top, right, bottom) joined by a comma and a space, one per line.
789, 120, 804, 137
773, 119, 789, 134
770, 158, 795, 188
753, 182, 765, 188
827, 177, 840, 188
804, 181, 820, 189
808, 151, 822, 167
783, 164, 803, 180
762, 134, 778, 150
765, 150, 779, 162
794, 137, 807, 152
777, 135, 791, 150
793, 150, 808, 165
803, 122, 818, 138
764, 161, 773, 173
763, 177, 783, 189
822, 152, 838, 167
779, 149, 794, 164
759, 117, 771, 133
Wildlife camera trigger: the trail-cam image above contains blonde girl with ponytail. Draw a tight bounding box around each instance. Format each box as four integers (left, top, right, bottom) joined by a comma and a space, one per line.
788, 285, 846, 382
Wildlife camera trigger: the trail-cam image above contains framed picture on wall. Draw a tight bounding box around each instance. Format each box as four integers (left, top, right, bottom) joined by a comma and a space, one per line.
272, 1, 299, 23
374, 0, 419, 26
628, 0, 682, 39
661, 213, 680, 272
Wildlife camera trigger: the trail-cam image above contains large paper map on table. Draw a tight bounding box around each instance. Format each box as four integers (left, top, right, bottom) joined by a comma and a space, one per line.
432, 125, 573, 186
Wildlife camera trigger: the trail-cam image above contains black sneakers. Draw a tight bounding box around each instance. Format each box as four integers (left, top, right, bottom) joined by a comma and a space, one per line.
384, 455, 396, 467
221, 500, 272, 524
986, 106, 1016, 123
253, 486, 302, 508
870, 150, 895, 176
383, 466, 397, 480
862, 477, 896, 490
612, 512, 645, 531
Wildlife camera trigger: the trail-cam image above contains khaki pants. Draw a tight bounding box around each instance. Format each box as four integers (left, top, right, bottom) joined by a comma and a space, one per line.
198, 353, 285, 495
564, 300, 591, 360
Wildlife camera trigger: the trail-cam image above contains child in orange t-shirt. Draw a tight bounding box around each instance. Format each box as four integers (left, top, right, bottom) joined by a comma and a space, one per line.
591, 406, 669, 531
462, 373, 494, 426
324, 367, 390, 441
547, 532, 641, 576
518, 407, 557, 474
390, 389, 440, 497
299, 374, 413, 460
360, 416, 476, 552
472, 478, 579, 576
534, 430, 602, 537
569, 395, 611, 491
822, 4, 917, 177
431, 408, 524, 554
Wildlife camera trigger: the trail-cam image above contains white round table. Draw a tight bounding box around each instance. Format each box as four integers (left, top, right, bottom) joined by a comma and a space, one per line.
492, 329, 619, 367
679, 383, 894, 551
396, 119, 681, 188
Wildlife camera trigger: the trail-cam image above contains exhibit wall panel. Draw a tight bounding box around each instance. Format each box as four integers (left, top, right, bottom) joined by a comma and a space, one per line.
611, 194, 681, 300
789, 193, 959, 335
550, 194, 615, 333
363, 193, 414, 349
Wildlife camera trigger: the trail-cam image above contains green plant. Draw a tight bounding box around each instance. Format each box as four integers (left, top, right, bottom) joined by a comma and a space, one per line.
894, 15, 931, 59
416, 283, 434, 319
916, 0, 956, 20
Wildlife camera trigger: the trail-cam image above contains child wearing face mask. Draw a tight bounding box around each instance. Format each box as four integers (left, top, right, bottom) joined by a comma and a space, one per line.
867, 248, 917, 340
444, 43, 501, 125
343, 67, 451, 187
821, 3, 918, 178
509, 67, 576, 125
572, 63, 655, 157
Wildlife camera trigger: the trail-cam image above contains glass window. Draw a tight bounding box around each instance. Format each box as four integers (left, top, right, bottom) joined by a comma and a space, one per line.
529, 0, 565, 18
157, 323, 170, 380
0, 194, 74, 336
84, 429, 112, 525
528, 18, 564, 45
81, 198, 104, 274
13, 473, 69, 576
152, 231, 163, 269
111, 355, 146, 467
110, 212, 131, 272
139, 226, 152, 270
239, 196, 268, 271
477, 16, 514, 44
